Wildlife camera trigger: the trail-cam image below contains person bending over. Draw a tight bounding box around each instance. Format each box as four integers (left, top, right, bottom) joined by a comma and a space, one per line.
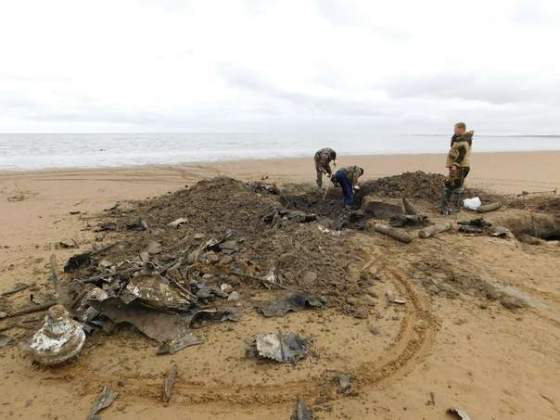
332, 165, 364, 209
314, 147, 337, 188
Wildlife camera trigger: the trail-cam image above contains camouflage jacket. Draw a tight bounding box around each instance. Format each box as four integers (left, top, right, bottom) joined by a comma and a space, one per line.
314, 148, 336, 174
446, 131, 473, 168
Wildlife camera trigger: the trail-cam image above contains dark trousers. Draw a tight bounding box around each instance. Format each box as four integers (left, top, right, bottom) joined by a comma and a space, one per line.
442, 167, 470, 210
335, 170, 353, 206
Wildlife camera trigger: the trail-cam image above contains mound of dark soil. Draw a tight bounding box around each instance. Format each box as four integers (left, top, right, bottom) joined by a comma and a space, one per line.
67, 178, 367, 315
361, 171, 447, 202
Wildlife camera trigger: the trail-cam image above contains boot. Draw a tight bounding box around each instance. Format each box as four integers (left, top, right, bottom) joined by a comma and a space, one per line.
453, 187, 465, 212
440, 187, 452, 216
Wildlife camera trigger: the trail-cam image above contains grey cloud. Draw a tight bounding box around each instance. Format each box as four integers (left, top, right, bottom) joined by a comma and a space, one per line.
219, 64, 385, 117
385, 74, 560, 106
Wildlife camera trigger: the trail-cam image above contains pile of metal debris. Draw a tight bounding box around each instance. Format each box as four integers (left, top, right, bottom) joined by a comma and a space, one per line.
24, 178, 370, 366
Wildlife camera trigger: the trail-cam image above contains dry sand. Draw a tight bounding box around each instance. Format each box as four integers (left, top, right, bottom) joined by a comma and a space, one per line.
0, 151, 559, 419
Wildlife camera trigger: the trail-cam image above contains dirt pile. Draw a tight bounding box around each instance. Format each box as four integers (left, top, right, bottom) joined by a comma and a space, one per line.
56, 177, 372, 351
360, 171, 447, 202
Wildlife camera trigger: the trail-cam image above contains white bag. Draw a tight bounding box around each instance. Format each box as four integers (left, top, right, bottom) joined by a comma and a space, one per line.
463, 197, 482, 210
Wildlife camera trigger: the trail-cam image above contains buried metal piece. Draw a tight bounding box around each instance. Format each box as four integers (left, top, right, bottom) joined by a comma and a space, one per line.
167, 217, 188, 228
126, 217, 148, 231
251, 332, 308, 363
64, 251, 92, 272
162, 364, 178, 404
87, 386, 118, 420
491, 226, 512, 238
259, 293, 325, 318
157, 333, 203, 355
334, 372, 353, 395
28, 304, 86, 366
446, 407, 471, 420
291, 399, 313, 420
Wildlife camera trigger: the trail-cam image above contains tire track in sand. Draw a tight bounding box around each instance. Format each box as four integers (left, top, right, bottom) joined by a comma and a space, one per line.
41, 246, 438, 406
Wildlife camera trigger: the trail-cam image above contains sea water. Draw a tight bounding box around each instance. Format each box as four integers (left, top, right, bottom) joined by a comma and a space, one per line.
0, 132, 559, 171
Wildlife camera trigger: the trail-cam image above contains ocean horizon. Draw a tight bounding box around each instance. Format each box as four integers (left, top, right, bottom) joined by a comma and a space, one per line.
1, 132, 559, 171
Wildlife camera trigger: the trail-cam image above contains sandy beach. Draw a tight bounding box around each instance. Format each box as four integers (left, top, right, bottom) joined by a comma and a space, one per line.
1, 151, 560, 419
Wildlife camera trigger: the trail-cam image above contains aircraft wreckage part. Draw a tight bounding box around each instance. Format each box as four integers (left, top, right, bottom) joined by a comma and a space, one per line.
402, 197, 420, 216
94, 298, 193, 343
28, 304, 86, 366
121, 274, 196, 310
252, 332, 308, 363
162, 364, 178, 403
259, 293, 324, 318
87, 386, 118, 420
291, 399, 313, 420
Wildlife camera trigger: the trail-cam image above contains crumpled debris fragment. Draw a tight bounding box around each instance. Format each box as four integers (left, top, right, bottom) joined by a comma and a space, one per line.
87, 386, 118, 420
446, 407, 471, 420
167, 217, 188, 228
126, 217, 148, 231
291, 399, 313, 420
162, 365, 177, 403
157, 333, 203, 355
186, 307, 241, 328
334, 372, 353, 395
73, 286, 109, 323
64, 251, 92, 272
93, 298, 192, 343
120, 274, 195, 311
491, 226, 512, 238
259, 293, 325, 318
251, 332, 308, 363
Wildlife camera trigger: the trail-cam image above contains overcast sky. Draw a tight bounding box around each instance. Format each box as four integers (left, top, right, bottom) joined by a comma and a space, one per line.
0, 0, 558, 134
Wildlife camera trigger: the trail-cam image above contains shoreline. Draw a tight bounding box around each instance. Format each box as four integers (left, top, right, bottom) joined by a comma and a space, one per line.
1, 148, 559, 171
1, 150, 559, 195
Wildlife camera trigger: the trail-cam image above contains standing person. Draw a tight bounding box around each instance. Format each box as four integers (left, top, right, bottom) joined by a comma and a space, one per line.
441, 122, 474, 215
314, 147, 337, 188
332, 165, 364, 209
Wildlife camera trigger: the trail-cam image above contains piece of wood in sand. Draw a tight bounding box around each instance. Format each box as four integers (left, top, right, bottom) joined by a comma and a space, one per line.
402, 197, 420, 216
3, 302, 56, 319
419, 223, 453, 239
373, 224, 413, 243
477, 202, 502, 213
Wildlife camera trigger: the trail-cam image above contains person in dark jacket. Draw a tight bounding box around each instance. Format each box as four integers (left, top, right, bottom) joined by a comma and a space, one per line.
332, 165, 364, 208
